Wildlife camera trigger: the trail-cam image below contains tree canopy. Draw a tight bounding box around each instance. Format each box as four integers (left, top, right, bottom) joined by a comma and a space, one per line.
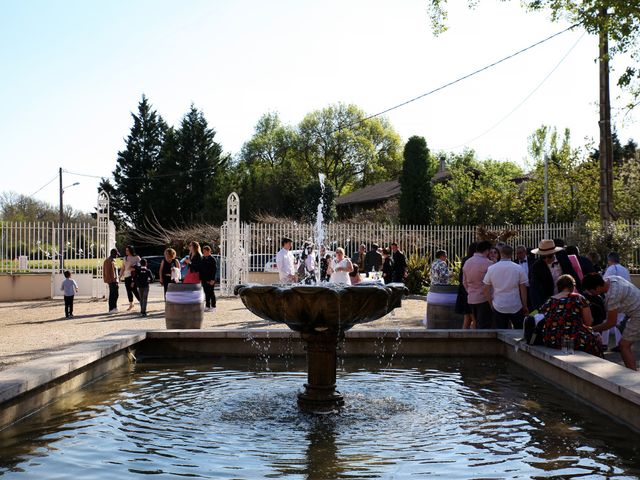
297, 104, 403, 195
106, 99, 229, 229
233, 105, 402, 222
0, 192, 92, 223
399, 136, 434, 225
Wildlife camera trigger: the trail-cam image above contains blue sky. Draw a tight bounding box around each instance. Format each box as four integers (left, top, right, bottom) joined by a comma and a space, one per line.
0, 0, 636, 212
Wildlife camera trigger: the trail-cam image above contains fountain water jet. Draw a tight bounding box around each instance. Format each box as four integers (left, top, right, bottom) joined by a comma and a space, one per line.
236, 173, 407, 412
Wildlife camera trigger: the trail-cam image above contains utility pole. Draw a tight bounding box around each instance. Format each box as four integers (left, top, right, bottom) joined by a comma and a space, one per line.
543, 154, 549, 238
59, 167, 63, 225
598, 7, 616, 223
59, 167, 64, 271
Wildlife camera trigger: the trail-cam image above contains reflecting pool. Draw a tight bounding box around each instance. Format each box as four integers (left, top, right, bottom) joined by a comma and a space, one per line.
1, 357, 639, 479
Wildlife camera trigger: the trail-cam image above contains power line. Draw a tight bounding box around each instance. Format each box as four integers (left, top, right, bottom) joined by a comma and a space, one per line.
445, 31, 587, 151
28, 174, 59, 197
64, 24, 582, 181
63, 170, 104, 179
63, 166, 218, 181
352, 22, 581, 128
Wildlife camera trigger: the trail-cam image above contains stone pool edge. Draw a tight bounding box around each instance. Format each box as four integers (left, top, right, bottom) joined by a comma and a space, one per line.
1, 328, 639, 432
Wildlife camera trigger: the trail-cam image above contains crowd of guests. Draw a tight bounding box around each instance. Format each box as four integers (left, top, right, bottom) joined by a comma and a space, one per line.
430, 238, 640, 370
97, 236, 639, 370
102, 241, 217, 317
275, 237, 407, 286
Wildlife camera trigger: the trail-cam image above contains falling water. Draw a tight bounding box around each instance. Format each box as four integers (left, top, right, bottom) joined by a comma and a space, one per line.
314, 173, 326, 284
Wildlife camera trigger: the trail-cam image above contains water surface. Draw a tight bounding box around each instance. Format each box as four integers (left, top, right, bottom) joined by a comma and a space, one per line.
1, 357, 638, 479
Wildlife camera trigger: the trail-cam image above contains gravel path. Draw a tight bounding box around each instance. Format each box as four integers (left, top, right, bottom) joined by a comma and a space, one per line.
0, 284, 427, 371
2, 283, 634, 371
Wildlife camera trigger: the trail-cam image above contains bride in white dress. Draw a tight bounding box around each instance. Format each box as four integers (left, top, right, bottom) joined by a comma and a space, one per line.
328, 247, 353, 284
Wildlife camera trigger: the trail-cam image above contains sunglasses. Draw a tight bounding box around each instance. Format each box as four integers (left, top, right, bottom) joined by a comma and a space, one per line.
541, 254, 555, 260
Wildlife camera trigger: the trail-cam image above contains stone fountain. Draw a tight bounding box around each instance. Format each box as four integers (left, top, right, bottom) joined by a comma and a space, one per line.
234, 282, 407, 412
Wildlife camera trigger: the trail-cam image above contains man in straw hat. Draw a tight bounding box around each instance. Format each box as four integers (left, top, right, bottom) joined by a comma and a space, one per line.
529, 239, 580, 310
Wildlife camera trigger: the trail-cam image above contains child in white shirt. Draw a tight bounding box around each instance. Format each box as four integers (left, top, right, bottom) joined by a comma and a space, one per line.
61, 270, 79, 318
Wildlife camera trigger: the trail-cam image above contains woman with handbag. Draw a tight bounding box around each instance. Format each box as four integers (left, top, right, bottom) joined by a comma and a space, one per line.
159, 248, 180, 297
120, 245, 141, 310
183, 241, 203, 284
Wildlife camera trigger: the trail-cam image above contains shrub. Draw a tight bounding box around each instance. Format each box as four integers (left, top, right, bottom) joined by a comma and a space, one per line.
568, 220, 640, 271
405, 251, 430, 294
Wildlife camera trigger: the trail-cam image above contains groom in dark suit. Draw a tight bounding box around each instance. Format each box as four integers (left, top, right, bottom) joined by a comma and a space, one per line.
530, 239, 580, 310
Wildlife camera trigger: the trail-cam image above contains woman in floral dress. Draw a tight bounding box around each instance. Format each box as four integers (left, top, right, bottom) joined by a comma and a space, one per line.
540, 274, 604, 357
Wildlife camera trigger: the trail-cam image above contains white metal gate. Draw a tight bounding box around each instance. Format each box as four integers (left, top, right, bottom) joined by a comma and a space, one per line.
219, 192, 250, 296
0, 190, 115, 298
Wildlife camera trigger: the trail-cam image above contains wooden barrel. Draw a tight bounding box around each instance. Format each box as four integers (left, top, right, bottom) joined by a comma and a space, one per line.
165, 283, 204, 329
426, 284, 464, 329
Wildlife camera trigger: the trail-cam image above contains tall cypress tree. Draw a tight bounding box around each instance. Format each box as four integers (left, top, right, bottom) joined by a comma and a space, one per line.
112, 95, 167, 227
399, 136, 434, 225
167, 105, 226, 225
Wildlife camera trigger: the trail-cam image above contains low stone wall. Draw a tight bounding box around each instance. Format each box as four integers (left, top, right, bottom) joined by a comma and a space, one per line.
1, 329, 639, 433
248, 272, 279, 284
0, 274, 51, 302
499, 331, 640, 432
0, 330, 144, 429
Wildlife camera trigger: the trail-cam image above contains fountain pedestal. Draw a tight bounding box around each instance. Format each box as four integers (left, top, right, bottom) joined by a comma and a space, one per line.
297, 332, 344, 413
234, 283, 407, 413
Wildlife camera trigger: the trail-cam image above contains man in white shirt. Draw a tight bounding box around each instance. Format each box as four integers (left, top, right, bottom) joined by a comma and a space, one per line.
276, 237, 297, 284
483, 244, 529, 329
602, 251, 631, 350
604, 252, 631, 281
587, 274, 640, 370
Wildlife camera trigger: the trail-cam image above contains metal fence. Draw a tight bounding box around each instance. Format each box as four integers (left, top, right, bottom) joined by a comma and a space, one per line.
249, 221, 640, 268
0, 221, 101, 274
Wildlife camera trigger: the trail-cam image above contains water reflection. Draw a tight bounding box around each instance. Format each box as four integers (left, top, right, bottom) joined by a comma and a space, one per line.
0, 358, 639, 479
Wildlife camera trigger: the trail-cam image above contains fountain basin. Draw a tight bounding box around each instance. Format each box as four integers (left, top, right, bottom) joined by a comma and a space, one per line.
2, 353, 640, 479
233, 283, 407, 334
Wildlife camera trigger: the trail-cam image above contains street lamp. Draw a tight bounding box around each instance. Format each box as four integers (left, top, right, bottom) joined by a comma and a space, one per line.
59, 181, 80, 224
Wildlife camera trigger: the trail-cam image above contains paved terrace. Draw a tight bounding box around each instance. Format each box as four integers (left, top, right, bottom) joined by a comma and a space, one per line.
0, 283, 637, 371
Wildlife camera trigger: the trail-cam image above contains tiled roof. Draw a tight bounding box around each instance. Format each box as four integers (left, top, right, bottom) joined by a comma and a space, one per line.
335, 179, 401, 206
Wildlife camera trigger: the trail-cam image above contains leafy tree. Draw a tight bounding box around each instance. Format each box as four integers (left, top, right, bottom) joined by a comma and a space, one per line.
0, 192, 91, 223
591, 132, 638, 166
240, 112, 297, 169
427, 1, 640, 221
235, 113, 305, 220
297, 103, 403, 196
431, 151, 525, 225
399, 136, 434, 224
111, 95, 167, 227
298, 180, 337, 223
614, 155, 640, 220
521, 126, 599, 223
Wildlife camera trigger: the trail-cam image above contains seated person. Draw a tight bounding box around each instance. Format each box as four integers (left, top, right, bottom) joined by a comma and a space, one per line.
539, 274, 603, 357
582, 290, 606, 327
